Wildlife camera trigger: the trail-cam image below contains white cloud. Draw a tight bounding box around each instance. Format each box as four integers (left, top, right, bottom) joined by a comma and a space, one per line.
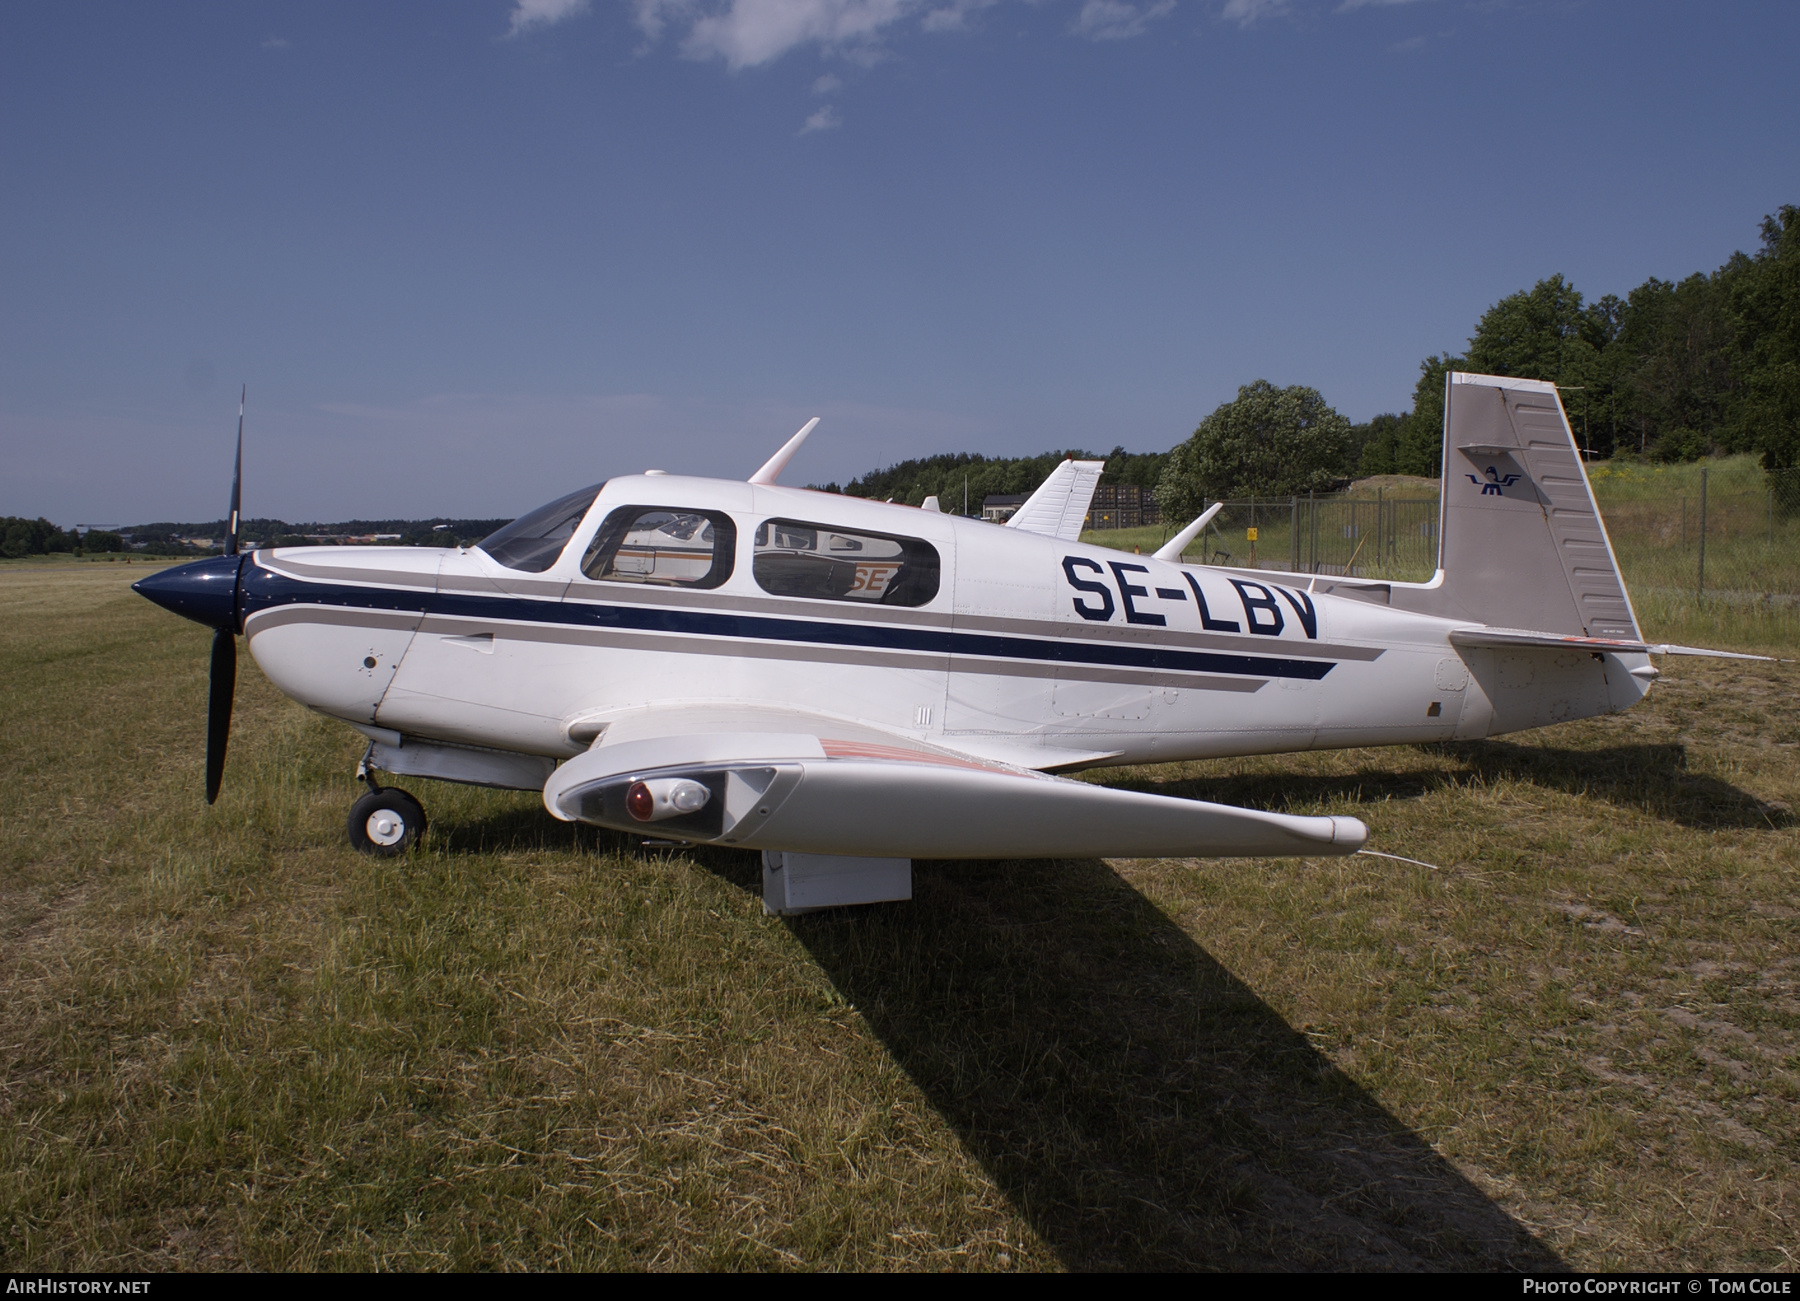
508, 0, 591, 36
630, 0, 691, 43
1219, 0, 1286, 25
675, 0, 918, 69
798, 103, 844, 132
812, 72, 844, 92
1071, 0, 1173, 40
261, 36, 291, 49
921, 0, 1000, 32
1338, 0, 1428, 9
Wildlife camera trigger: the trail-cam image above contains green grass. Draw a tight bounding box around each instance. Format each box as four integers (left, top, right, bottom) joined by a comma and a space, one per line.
3, 563, 1799, 1270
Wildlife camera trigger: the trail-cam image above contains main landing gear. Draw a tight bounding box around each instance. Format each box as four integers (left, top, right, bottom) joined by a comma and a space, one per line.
348, 746, 426, 856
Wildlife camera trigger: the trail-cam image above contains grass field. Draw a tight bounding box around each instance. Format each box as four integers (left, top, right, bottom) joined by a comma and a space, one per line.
2, 560, 1797, 1270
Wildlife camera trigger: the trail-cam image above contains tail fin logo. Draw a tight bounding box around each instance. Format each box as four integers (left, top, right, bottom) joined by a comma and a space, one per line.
1467, 466, 1522, 496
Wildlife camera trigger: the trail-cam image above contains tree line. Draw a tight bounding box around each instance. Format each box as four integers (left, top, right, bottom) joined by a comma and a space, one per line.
830, 201, 1799, 517
822, 446, 1171, 511
1360, 204, 1799, 478
0, 515, 513, 558
1, 517, 122, 558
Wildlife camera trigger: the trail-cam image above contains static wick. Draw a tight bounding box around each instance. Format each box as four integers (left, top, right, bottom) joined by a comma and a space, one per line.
1357, 849, 1443, 872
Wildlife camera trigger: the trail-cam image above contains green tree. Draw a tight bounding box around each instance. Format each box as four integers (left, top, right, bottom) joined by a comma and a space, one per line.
0, 517, 77, 557
1156, 380, 1353, 518
1353, 413, 1406, 477
1726, 205, 1800, 469
1392, 354, 1462, 477
1610, 272, 1739, 459
1466, 273, 1594, 381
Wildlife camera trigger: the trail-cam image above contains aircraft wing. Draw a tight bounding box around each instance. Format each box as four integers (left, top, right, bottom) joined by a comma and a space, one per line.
1004, 458, 1106, 541
1448, 627, 1778, 662
541, 706, 1366, 860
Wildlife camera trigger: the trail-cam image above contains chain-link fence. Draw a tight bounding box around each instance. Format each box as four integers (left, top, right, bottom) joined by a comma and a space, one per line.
1175, 494, 1440, 581
1168, 468, 1800, 649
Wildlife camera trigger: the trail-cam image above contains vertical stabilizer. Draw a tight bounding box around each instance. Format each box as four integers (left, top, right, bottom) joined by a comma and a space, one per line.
1395, 373, 1639, 639
1005, 459, 1105, 542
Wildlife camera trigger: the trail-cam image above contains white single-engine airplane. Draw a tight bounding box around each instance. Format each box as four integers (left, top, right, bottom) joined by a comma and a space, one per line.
135, 375, 1758, 914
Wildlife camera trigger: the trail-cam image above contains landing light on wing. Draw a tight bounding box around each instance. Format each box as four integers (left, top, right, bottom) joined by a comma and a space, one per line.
627, 777, 713, 822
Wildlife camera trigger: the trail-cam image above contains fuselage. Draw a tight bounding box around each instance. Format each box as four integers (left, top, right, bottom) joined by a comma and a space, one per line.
234, 473, 1653, 773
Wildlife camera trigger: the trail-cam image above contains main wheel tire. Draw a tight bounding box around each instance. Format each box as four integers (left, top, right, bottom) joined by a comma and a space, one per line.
348, 787, 427, 857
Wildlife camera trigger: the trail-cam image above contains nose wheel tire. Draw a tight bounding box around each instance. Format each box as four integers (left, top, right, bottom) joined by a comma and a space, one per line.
348, 787, 427, 856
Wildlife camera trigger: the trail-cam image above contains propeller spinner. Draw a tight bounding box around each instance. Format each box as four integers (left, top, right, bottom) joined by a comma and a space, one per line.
133, 388, 247, 803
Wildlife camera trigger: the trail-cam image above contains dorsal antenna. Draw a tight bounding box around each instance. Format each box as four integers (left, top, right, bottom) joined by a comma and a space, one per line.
749, 417, 820, 485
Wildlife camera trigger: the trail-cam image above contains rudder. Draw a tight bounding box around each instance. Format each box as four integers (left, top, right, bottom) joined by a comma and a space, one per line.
1396, 372, 1640, 639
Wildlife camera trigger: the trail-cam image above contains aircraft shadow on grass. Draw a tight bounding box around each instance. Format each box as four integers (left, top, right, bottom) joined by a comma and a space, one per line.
420, 800, 1560, 1268
774, 855, 1563, 1272
1119, 740, 1789, 833
419, 730, 1783, 1268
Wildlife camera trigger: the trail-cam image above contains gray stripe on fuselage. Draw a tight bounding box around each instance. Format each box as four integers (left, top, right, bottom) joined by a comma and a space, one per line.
950, 610, 1382, 661
249, 602, 1267, 692
414, 612, 1261, 690
246, 605, 424, 638
259, 557, 1375, 662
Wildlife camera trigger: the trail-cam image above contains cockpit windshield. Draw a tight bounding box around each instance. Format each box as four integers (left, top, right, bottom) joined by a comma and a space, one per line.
477, 484, 604, 573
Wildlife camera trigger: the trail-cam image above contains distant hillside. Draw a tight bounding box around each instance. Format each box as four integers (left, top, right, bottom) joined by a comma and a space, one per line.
120, 516, 512, 554
817, 445, 1172, 511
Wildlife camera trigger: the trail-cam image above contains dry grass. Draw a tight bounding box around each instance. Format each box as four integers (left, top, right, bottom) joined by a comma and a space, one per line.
1, 559, 1796, 1270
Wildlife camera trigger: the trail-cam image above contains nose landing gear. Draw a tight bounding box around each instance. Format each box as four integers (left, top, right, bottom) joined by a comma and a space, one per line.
349, 743, 426, 856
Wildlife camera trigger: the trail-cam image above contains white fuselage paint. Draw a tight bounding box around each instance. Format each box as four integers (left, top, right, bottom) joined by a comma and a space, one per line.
242, 474, 1653, 774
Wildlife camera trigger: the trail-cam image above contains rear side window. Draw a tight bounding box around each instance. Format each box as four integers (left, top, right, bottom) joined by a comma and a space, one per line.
581, 507, 736, 589
752, 518, 940, 607
478, 484, 604, 573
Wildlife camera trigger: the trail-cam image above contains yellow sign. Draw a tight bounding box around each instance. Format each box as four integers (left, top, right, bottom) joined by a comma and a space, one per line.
1246, 527, 1259, 542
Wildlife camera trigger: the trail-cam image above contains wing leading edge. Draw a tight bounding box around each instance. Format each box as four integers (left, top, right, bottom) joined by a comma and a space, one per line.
542, 715, 1366, 860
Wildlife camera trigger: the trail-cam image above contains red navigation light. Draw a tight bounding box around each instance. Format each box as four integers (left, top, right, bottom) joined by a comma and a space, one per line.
626, 781, 654, 821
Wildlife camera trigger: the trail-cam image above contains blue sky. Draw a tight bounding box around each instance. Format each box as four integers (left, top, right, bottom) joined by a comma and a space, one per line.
3, 0, 1795, 524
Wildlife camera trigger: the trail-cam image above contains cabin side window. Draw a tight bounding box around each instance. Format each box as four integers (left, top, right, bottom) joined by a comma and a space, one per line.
580, 507, 736, 589
752, 518, 940, 607
477, 484, 605, 573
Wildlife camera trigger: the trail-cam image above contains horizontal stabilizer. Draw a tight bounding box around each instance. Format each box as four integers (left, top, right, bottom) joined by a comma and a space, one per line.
543, 723, 1365, 860
1005, 458, 1105, 542
1449, 627, 1778, 662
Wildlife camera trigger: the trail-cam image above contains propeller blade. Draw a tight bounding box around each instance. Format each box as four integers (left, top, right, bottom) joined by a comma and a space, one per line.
206, 625, 236, 804
226, 386, 244, 557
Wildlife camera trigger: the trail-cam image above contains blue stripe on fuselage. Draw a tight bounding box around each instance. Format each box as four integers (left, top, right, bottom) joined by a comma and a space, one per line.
241, 566, 1336, 681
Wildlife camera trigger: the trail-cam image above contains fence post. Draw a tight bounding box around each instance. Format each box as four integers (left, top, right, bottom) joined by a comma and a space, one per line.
1377, 487, 1385, 576
1290, 497, 1298, 572
1697, 468, 1708, 601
